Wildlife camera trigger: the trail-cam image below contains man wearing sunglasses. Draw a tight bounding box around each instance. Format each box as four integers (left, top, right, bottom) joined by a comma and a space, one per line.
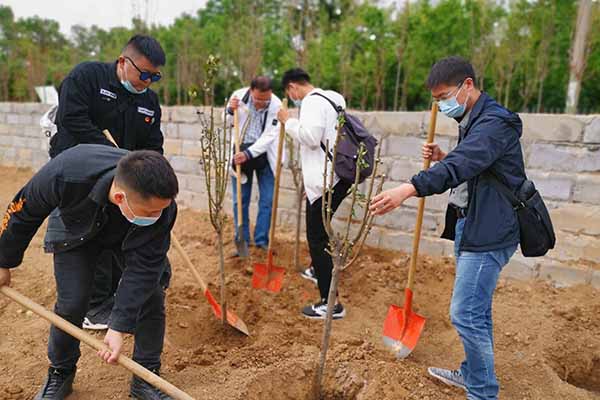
48, 34, 167, 333
226, 77, 283, 253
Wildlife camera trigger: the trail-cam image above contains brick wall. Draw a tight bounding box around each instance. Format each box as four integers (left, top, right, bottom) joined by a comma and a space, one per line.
1, 102, 598, 287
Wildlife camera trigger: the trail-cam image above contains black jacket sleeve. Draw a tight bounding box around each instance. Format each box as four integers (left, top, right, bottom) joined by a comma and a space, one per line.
411, 115, 516, 197
57, 73, 112, 146
109, 205, 176, 333
0, 159, 64, 268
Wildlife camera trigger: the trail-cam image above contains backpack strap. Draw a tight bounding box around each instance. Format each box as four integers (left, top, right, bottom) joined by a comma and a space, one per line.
484, 170, 525, 210
311, 92, 343, 160
241, 89, 251, 104
310, 92, 344, 113
320, 142, 333, 161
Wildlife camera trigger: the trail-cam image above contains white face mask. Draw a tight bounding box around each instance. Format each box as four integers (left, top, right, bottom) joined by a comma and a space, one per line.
288, 85, 302, 107
117, 192, 161, 226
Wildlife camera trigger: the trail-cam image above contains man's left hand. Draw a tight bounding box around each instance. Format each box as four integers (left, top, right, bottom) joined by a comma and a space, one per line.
233, 152, 248, 165
98, 328, 124, 365
370, 183, 417, 216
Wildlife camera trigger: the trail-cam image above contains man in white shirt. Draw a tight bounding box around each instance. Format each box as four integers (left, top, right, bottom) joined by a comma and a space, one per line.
227, 77, 282, 253
277, 68, 350, 320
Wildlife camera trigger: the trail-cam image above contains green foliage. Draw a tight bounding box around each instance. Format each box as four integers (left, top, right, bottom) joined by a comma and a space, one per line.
0, 0, 598, 113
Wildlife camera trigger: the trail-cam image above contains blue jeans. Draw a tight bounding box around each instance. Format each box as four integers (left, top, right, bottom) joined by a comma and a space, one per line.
451, 218, 517, 400
232, 164, 274, 246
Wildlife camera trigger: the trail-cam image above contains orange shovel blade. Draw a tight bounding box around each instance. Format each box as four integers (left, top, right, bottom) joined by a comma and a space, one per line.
382, 289, 426, 358
251, 250, 285, 292
203, 288, 250, 336
252, 262, 285, 292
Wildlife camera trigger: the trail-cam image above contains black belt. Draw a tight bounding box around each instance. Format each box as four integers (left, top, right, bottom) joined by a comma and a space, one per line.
452, 206, 467, 219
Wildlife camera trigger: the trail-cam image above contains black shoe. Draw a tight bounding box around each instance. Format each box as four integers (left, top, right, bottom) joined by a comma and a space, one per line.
130, 373, 173, 400
34, 367, 75, 400
255, 243, 269, 251
302, 299, 346, 320
83, 298, 113, 330
300, 266, 318, 285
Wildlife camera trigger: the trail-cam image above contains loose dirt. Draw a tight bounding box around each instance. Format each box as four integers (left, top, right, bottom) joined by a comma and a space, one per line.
0, 166, 598, 400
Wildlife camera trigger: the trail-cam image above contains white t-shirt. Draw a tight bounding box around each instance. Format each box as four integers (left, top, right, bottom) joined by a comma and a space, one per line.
285, 88, 346, 204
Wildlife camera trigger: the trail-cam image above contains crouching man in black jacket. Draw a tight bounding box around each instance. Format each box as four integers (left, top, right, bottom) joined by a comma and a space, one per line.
0, 144, 179, 400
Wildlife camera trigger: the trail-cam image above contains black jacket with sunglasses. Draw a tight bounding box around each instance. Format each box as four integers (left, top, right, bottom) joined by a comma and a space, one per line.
49, 61, 164, 158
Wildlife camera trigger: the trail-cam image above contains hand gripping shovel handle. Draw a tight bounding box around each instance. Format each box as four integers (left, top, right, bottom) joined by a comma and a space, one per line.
406, 102, 438, 291
0, 285, 195, 400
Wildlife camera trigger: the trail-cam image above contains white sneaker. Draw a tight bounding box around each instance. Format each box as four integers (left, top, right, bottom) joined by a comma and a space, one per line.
301, 299, 346, 320
427, 367, 467, 391
300, 266, 318, 285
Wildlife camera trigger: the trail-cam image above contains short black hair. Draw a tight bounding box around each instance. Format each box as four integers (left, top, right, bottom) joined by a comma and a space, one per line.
124, 34, 166, 67
281, 68, 311, 89
250, 76, 273, 92
426, 56, 476, 89
115, 150, 178, 200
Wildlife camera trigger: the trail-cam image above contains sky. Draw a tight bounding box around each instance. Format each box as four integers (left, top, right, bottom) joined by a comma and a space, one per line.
1, 0, 208, 35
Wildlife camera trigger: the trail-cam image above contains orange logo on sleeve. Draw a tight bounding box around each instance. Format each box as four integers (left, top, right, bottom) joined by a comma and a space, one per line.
0, 198, 26, 237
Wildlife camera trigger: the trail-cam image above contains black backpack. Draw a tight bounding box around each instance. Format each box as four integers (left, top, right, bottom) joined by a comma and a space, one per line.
487, 172, 556, 257
311, 92, 378, 184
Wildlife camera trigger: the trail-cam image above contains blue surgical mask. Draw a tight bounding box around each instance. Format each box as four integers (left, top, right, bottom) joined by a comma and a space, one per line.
121, 80, 147, 95
118, 192, 161, 226
120, 64, 147, 95
438, 85, 468, 118
292, 98, 302, 107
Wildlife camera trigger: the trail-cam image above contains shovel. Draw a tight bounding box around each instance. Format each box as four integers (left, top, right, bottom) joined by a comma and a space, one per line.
233, 110, 249, 258
0, 286, 196, 400
251, 99, 288, 292
172, 234, 250, 336
382, 102, 438, 358
102, 129, 250, 336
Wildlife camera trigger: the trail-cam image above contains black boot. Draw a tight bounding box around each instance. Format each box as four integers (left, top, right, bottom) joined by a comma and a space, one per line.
130, 371, 173, 400
34, 367, 75, 400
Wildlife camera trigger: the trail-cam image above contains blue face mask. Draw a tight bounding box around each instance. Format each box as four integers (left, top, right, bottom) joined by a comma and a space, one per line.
118, 192, 161, 226
120, 63, 147, 95
121, 79, 147, 95
438, 84, 468, 118
292, 98, 302, 107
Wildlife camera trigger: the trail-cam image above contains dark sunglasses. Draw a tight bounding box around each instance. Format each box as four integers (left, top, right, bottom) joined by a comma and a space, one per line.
125, 56, 162, 83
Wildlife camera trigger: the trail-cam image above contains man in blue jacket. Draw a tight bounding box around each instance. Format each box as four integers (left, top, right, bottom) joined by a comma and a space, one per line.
370, 56, 526, 400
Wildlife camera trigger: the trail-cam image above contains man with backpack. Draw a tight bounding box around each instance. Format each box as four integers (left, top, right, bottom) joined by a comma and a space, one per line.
277, 68, 350, 319
47, 34, 167, 331
226, 77, 283, 253
370, 56, 549, 400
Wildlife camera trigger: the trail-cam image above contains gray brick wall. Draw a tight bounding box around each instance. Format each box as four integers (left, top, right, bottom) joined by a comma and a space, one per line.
1, 102, 599, 288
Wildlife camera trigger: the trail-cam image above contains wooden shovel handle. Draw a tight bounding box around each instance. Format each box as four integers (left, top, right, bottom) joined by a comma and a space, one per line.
406, 102, 438, 291
233, 110, 244, 227
102, 129, 118, 147
171, 234, 209, 293
267, 99, 288, 250
0, 285, 195, 400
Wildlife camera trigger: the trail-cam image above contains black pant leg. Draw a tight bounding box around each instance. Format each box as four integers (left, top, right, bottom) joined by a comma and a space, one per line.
132, 286, 166, 371
306, 180, 351, 300
89, 250, 123, 310
48, 243, 100, 370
